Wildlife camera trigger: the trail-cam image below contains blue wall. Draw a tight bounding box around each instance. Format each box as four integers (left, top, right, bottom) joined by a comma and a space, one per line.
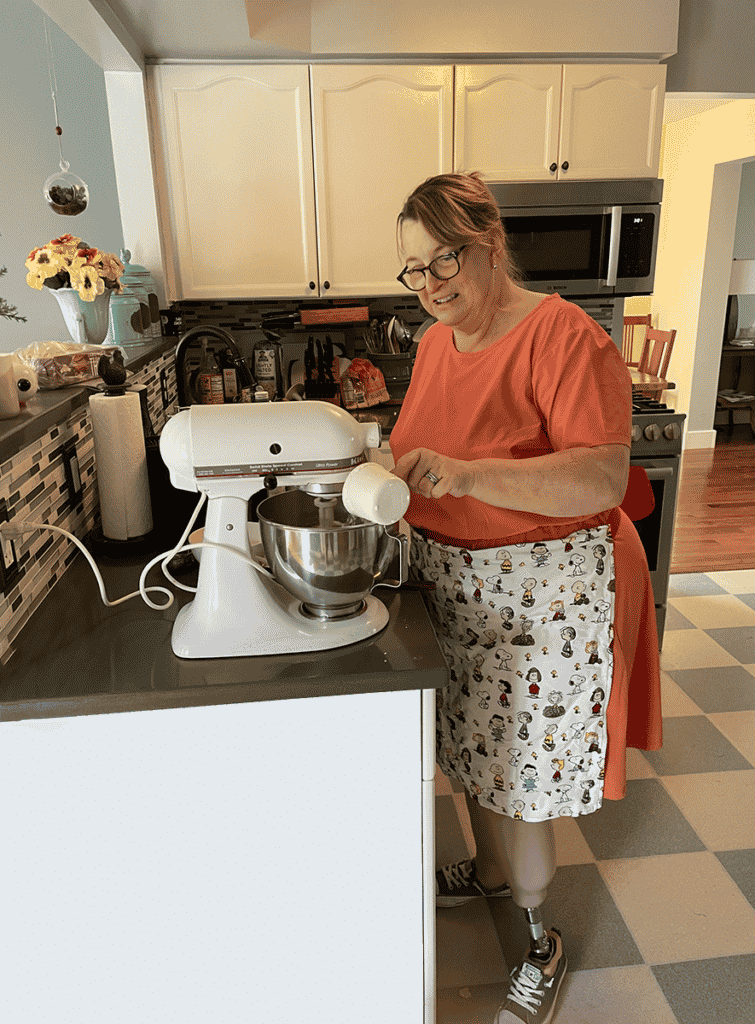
0, 0, 124, 353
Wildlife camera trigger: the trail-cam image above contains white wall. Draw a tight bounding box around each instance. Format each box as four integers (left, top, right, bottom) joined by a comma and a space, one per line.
651, 100, 755, 448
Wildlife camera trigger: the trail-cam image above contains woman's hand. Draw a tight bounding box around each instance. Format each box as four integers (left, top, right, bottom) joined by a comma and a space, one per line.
392, 448, 476, 499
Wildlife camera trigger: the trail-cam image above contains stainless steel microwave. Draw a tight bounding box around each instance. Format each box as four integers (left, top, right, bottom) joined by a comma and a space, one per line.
487, 178, 663, 298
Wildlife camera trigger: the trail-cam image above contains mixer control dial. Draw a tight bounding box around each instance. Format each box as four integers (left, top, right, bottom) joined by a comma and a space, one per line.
644, 423, 661, 442
663, 423, 681, 441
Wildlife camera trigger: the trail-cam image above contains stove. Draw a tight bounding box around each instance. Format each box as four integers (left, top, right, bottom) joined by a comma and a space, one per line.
629, 397, 687, 645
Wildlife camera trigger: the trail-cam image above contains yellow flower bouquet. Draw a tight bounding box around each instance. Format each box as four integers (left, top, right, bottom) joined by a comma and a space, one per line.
26, 234, 124, 302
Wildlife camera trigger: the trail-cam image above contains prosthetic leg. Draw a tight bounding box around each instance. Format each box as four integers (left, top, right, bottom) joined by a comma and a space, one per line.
465, 793, 556, 957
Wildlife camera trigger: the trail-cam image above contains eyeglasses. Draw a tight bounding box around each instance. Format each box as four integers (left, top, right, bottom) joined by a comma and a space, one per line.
396, 245, 470, 291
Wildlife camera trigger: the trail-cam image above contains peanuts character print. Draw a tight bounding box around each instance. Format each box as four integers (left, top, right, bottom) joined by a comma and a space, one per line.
410, 525, 615, 822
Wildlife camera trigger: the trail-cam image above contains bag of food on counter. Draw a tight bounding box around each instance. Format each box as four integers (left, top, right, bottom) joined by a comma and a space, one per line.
341, 358, 390, 409
14, 341, 122, 389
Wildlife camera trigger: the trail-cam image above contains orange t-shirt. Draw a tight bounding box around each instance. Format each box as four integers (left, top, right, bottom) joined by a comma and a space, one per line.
390, 293, 632, 546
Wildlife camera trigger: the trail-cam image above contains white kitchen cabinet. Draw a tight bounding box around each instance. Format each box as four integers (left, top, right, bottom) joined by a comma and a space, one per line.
148, 65, 319, 301
2, 691, 436, 1024
149, 64, 452, 301
455, 63, 666, 181
310, 65, 453, 297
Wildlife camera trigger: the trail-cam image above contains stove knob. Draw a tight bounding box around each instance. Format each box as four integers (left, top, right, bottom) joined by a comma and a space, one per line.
663, 423, 681, 441
644, 423, 661, 442
631, 424, 642, 443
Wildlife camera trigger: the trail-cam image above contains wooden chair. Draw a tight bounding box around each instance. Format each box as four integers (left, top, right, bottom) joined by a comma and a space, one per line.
636, 327, 677, 400
622, 314, 652, 366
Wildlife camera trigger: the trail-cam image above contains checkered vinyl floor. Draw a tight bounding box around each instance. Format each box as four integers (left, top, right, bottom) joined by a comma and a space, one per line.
435, 569, 755, 1024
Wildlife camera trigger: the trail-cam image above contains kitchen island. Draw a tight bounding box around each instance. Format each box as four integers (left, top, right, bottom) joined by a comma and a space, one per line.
1, 549, 446, 1024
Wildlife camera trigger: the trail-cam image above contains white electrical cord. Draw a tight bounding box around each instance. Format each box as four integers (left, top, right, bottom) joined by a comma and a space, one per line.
0, 493, 272, 613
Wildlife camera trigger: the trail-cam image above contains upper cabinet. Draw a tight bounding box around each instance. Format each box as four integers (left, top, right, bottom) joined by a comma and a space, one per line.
149, 62, 665, 301
310, 66, 453, 297
149, 64, 452, 301
455, 64, 666, 181
149, 65, 319, 301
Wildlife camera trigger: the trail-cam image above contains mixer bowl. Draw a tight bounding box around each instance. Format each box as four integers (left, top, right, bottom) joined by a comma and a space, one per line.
257, 489, 397, 619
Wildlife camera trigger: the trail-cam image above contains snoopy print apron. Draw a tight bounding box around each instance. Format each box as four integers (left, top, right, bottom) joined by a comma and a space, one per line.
410, 524, 616, 822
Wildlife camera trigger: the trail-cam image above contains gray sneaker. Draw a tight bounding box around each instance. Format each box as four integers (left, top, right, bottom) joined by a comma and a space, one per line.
495, 929, 567, 1024
435, 858, 512, 907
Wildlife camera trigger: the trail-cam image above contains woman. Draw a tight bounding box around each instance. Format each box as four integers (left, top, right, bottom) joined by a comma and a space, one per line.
390, 173, 662, 1024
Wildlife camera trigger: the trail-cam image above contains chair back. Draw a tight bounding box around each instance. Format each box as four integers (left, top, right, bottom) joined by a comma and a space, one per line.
622, 314, 652, 366
636, 327, 677, 399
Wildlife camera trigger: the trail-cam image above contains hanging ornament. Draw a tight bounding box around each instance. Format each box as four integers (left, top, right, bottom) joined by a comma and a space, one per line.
41, 11, 89, 216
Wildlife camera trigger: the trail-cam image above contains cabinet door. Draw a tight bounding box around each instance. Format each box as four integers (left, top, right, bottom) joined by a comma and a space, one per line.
559, 64, 666, 180
454, 65, 563, 181
311, 66, 453, 297
149, 65, 318, 300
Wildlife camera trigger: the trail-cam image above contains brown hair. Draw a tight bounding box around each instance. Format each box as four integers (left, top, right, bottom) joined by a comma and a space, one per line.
397, 172, 523, 282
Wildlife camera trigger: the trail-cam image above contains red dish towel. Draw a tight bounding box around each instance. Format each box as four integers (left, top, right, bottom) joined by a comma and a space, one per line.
620, 465, 655, 522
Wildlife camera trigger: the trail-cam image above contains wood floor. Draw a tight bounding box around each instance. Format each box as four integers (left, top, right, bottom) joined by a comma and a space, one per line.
670, 424, 755, 574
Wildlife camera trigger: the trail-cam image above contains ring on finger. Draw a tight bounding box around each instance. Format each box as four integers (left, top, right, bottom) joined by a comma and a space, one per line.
424, 471, 440, 486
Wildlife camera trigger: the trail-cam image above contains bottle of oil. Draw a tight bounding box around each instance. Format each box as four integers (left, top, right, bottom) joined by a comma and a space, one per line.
196, 338, 224, 404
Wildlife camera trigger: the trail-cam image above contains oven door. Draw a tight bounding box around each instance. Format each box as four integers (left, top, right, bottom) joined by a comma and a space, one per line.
629, 457, 680, 641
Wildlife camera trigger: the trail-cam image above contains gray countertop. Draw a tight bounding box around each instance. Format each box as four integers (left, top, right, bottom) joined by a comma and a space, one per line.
0, 546, 448, 723
0, 337, 175, 463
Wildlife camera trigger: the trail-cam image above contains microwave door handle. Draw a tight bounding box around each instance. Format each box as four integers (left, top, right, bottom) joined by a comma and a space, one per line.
603, 206, 622, 287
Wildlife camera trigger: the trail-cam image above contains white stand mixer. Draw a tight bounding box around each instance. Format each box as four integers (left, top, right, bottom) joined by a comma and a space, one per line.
159, 402, 409, 659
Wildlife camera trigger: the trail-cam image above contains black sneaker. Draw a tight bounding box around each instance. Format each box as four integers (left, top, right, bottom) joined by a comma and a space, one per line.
494, 929, 567, 1024
435, 858, 512, 907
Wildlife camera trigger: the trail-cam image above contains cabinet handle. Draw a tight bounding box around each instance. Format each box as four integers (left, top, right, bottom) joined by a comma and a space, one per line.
323, 281, 330, 290
561, 161, 569, 172
549, 162, 558, 173
309, 281, 316, 290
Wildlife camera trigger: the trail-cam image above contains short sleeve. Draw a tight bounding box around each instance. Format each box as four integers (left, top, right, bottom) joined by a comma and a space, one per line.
531, 305, 632, 452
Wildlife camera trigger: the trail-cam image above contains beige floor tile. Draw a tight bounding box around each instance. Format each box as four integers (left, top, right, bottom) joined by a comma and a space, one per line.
660, 629, 741, 671
708, 711, 755, 767
553, 814, 596, 865
706, 568, 755, 594
556, 965, 679, 1024
662, 769, 755, 851
436, 898, 510, 989
625, 746, 656, 780
668, 594, 755, 629
598, 851, 755, 965
745, 664, 755, 680
659, 670, 703, 716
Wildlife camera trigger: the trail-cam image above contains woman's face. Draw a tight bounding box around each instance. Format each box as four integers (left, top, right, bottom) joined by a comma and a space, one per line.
399, 218, 498, 332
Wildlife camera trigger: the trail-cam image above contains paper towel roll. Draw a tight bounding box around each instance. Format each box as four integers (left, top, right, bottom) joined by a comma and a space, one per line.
90, 391, 153, 540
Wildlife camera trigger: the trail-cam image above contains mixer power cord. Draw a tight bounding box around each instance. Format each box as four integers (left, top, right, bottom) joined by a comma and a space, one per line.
0, 493, 272, 612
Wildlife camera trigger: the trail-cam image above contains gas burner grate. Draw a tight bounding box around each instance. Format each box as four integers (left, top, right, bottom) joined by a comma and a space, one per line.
632, 398, 673, 413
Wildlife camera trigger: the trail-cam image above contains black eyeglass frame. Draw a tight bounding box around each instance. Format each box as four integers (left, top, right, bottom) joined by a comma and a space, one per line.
396, 244, 471, 291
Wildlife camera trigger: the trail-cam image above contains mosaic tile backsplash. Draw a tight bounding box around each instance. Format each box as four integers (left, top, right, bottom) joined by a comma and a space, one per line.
0, 349, 178, 665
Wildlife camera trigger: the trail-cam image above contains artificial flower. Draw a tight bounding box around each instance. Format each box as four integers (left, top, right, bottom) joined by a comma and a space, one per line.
25, 236, 124, 301
25, 248, 67, 289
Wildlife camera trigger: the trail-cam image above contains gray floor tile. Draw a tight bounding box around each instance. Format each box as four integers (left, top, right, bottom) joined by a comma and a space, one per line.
736, 593, 755, 613
716, 849, 755, 909
487, 863, 644, 972
704, 626, 755, 665
668, 574, 727, 598
652, 954, 755, 1024
575, 778, 705, 859
667, 665, 755, 713
664, 604, 697, 630
642, 716, 754, 775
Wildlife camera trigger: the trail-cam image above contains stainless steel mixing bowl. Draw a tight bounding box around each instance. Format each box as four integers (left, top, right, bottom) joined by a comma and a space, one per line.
257, 489, 401, 619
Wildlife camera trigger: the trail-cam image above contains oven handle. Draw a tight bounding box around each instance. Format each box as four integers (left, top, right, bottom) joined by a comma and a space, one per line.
603, 206, 622, 287
637, 464, 674, 482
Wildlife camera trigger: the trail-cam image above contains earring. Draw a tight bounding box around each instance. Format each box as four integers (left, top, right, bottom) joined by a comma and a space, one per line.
493, 264, 498, 269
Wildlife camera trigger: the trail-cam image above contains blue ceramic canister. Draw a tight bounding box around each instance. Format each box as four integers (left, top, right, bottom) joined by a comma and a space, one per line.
119, 249, 161, 339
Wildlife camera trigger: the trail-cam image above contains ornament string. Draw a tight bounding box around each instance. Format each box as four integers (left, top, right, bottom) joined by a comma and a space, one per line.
43, 11, 69, 172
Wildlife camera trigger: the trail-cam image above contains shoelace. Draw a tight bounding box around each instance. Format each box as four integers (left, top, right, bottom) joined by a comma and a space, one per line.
439, 860, 474, 890
507, 964, 545, 1013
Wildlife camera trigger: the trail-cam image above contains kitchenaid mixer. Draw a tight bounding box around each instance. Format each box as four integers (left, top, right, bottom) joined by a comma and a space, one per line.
159, 401, 410, 659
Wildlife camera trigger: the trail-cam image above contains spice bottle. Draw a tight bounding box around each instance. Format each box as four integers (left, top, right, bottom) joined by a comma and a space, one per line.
252, 333, 283, 401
